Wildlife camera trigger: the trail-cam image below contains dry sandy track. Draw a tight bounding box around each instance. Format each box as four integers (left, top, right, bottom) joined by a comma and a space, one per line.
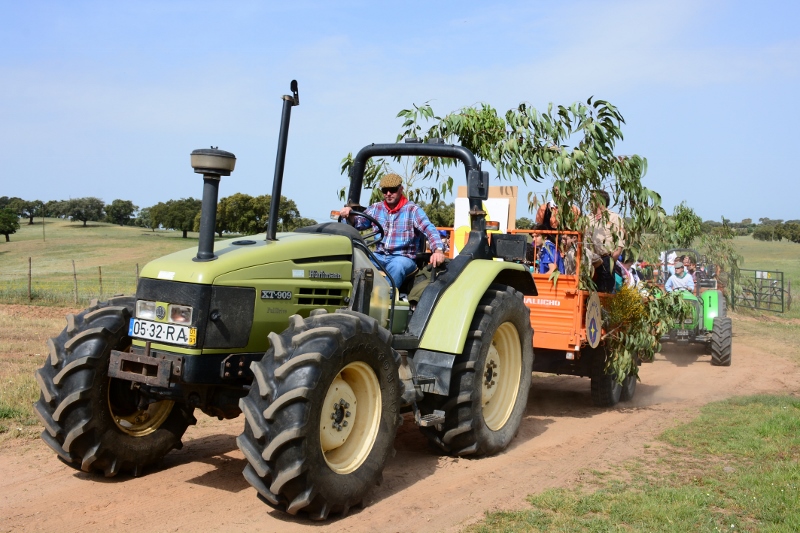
1, 313, 798, 533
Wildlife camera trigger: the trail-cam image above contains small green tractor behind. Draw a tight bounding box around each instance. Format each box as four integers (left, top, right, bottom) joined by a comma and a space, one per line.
659, 248, 732, 366
34, 81, 539, 519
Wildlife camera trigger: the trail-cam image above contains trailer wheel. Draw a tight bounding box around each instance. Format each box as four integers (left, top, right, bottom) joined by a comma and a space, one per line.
237, 310, 401, 520
590, 346, 623, 407
620, 373, 637, 402
710, 317, 732, 366
420, 284, 533, 456
34, 297, 195, 477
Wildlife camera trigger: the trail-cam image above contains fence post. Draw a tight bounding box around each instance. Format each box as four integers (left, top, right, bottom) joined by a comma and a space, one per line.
28, 257, 32, 301
98, 266, 103, 300
72, 260, 78, 305
135, 263, 139, 287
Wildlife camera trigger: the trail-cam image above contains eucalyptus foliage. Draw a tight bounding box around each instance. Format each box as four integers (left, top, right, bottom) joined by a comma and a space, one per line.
699, 230, 743, 304
671, 202, 703, 248
604, 285, 691, 381
342, 99, 664, 259
340, 98, 676, 380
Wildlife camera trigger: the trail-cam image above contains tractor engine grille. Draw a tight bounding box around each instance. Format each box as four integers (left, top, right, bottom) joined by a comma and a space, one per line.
298, 287, 345, 306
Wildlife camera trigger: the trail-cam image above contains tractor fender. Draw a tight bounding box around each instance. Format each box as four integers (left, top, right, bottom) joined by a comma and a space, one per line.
417, 260, 536, 354
701, 289, 723, 331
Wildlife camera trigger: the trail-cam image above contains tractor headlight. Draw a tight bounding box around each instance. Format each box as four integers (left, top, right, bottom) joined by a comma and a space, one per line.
136, 300, 157, 320
169, 304, 193, 324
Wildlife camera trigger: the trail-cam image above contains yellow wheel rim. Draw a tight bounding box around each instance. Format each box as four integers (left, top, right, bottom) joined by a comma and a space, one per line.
109, 391, 174, 437
319, 361, 382, 474
481, 322, 522, 431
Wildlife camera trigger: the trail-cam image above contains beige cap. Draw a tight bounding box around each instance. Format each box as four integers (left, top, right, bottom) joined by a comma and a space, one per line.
379, 173, 403, 188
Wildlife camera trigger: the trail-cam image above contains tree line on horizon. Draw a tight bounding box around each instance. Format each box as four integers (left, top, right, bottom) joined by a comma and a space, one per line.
0, 194, 320, 241
1, 194, 797, 244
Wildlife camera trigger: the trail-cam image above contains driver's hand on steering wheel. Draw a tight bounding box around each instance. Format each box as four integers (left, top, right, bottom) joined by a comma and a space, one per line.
339, 206, 353, 219
430, 250, 445, 268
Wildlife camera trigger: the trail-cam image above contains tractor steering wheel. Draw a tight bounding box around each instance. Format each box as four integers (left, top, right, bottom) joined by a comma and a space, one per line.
338, 209, 385, 249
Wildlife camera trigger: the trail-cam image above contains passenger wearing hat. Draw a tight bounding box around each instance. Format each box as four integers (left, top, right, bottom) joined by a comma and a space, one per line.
340, 173, 445, 287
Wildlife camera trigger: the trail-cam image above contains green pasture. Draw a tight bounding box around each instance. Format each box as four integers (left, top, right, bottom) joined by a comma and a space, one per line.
0, 218, 202, 305
470, 394, 800, 532
730, 236, 800, 318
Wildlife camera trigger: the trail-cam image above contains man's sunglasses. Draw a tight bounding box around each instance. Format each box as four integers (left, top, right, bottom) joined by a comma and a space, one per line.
381, 186, 400, 194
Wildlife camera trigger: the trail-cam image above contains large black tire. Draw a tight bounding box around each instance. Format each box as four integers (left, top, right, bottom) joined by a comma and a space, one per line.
620, 372, 637, 402
237, 310, 401, 520
419, 284, 533, 457
34, 297, 195, 477
710, 316, 732, 366
590, 346, 623, 407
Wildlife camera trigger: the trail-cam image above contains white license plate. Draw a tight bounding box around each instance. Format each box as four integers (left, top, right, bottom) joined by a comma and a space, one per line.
129, 318, 197, 346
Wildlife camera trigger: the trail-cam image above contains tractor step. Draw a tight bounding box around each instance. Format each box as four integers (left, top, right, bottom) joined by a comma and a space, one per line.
419, 410, 445, 427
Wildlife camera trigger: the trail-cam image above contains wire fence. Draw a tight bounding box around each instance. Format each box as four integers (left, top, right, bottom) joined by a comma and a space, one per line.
0, 258, 139, 306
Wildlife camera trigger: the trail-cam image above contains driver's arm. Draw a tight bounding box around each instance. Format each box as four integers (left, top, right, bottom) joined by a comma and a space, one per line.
412, 207, 445, 267
340, 205, 373, 231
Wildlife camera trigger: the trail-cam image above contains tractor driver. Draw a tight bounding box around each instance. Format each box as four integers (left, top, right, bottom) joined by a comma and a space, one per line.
665, 262, 695, 293
340, 173, 446, 287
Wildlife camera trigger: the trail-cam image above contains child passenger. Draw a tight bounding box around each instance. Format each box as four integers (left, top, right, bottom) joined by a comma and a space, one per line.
533, 229, 565, 274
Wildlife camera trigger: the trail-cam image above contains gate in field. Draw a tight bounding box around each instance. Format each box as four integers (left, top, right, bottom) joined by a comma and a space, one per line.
733, 269, 791, 313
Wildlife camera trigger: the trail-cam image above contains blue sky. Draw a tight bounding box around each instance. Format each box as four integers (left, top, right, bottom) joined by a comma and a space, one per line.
1, 0, 798, 224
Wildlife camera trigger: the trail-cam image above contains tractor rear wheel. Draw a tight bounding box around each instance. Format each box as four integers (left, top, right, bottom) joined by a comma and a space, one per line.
237, 310, 401, 520
419, 284, 533, 456
710, 317, 732, 366
34, 297, 195, 477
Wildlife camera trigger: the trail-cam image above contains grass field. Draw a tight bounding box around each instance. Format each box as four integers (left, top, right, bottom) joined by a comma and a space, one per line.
469, 394, 800, 532
730, 236, 799, 318
0, 218, 203, 305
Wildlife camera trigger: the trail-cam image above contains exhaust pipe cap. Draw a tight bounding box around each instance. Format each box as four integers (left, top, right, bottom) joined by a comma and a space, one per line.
191, 147, 236, 177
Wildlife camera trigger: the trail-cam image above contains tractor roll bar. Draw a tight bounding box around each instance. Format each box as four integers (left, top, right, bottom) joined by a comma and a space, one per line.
346, 143, 487, 233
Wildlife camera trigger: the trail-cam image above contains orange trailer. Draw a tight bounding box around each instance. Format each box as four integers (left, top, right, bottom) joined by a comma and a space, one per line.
507, 229, 635, 406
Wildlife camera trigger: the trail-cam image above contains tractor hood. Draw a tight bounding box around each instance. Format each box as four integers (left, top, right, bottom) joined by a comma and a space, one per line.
139, 232, 353, 285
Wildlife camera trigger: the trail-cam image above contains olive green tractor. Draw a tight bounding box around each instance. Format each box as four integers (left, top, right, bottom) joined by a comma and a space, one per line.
35, 81, 538, 519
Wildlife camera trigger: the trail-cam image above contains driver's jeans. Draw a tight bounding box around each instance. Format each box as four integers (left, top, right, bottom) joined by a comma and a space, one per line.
373, 253, 417, 288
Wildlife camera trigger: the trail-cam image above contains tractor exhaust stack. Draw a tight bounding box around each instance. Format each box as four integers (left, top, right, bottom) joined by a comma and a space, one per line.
266, 80, 300, 241
190, 147, 236, 262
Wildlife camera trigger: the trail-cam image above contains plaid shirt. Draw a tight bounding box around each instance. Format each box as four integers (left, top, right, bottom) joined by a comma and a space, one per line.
355, 199, 444, 259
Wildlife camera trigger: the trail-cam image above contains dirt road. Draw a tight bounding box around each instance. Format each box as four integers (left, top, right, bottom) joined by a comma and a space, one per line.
2, 314, 798, 533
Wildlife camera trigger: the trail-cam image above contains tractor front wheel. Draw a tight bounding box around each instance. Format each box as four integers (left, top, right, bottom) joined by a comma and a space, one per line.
34, 297, 195, 477
420, 284, 534, 456
237, 310, 401, 520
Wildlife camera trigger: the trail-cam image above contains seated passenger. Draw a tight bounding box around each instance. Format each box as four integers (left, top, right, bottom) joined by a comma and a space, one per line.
562, 233, 578, 275
665, 263, 695, 292
683, 255, 697, 279
533, 229, 564, 274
